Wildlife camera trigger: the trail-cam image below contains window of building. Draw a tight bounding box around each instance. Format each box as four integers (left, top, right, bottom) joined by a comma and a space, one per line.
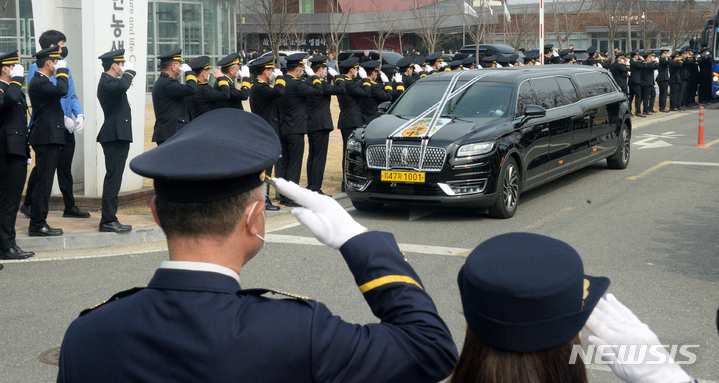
300, 0, 314, 13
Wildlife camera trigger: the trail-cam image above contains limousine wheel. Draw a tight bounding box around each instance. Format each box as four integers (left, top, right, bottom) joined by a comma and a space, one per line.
352, 200, 384, 212
488, 157, 519, 219
607, 123, 630, 169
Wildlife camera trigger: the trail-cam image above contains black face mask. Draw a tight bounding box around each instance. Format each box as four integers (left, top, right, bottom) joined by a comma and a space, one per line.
60, 47, 68, 58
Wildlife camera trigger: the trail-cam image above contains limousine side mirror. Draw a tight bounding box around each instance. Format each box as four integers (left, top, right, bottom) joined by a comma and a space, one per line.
378, 101, 392, 114
515, 105, 547, 129
524, 105, 546, 118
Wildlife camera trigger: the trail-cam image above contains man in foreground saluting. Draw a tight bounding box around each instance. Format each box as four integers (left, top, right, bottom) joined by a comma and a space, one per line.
57, 109, 458, 383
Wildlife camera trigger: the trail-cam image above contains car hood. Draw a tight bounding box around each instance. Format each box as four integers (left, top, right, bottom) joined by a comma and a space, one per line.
362, 114, 507, 147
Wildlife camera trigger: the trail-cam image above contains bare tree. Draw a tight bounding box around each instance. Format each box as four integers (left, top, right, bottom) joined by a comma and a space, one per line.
626, 0, 636, 51
367, 0, 399, 59
244, 0, 299, 67
456, 0, 493, 58
551, 0, 595, 49
324, 0, 352, 55
596, 0, 632, 59
504, 4, 538, 51
409, 0, 453, 53
654, 0, 709, 49
288, 23, 310, 51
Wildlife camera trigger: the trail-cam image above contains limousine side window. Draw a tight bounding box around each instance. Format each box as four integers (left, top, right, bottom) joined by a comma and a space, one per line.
516, 81, 539, 118
576, 72, 613, 97
556, 77, 580, 104
531, 77, 563, 109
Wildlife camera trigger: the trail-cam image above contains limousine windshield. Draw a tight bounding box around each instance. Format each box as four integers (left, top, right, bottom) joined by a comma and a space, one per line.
391, 81, 514, 121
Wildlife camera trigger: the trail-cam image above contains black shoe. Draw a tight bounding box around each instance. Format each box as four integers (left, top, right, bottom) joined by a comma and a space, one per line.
265, 198, 280, 211
63, 206, 91, 218
1, 247, 31, 260
281, 199, 301, 207
636, 113, 646, 117
99, 221, 132, 233
19, 204, 31, 218
316, 190, 332, 197
12, 245, 34, 258
659, 109, 668, 113
28, 225, 63, 237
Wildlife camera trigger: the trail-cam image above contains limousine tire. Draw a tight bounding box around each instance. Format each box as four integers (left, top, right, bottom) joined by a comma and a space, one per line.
351, 200, 384, 212
607, 123, 630, 170
488, 157, 519, 219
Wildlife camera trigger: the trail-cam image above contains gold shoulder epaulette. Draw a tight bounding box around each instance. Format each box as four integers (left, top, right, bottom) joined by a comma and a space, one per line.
79, 287, 144, 317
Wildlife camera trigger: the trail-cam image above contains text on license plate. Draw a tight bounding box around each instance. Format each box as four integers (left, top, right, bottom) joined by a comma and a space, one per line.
381, 171, 426, 183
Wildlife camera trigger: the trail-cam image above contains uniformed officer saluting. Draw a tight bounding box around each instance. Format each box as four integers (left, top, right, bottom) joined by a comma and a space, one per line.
249, 56, 285, 211
276, 53, 323, 207
185, 56, 230, 120
151, 49, 197, 145
335, 57, 370, 191
96, 49, 136, 233
305, 55, 344, 195
56, 109, 458, 382
0, 51, 34, 261
27, 46, 69, 236
215, 52, 251, 110
358, 60, 393, 125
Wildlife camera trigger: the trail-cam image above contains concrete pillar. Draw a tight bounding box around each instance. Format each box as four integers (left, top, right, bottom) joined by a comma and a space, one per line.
31, 0, 148, 198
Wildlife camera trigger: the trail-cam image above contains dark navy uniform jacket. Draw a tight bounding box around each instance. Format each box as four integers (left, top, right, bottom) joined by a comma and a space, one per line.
97, 70, 136, 143
610, 61, 629, 91
359, 79, 393, 125
249, 78, 285, 136
28, 68, 69, 146
186, 78, 231, 120
0, 76, 30, 157
151, 71, 197, 143
306, 76, 345, 132
213, 76, 250, 110
629, 59, 645, 86
335, 75, 369, 130
277, 74, 323, 136
57, 232, 458, 383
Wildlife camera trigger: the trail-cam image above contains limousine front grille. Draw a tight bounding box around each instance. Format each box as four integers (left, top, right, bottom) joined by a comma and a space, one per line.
366, 145, 446, 171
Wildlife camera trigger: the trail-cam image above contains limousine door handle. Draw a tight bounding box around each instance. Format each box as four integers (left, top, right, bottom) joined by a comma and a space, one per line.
541, 127, 549, 133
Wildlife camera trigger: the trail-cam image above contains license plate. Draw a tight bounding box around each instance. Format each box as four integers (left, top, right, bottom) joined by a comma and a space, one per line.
381, 171, 426, 183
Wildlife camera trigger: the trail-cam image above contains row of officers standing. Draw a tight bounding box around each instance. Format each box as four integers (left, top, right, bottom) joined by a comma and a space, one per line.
0, 31, 139, 267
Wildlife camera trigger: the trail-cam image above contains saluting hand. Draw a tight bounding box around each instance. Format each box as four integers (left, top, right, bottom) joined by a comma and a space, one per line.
273, 178, 367, 249
240, 65, 250, 79
212, 69, 223, 79
179, 63, 192, 73
9, 64, 23, 78
393, 73, 403, 83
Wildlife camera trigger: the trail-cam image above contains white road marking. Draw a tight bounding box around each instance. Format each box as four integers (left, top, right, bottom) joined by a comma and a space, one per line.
266, 234, 471, 257
671, 161, 719, 167
634, 132, 684, 150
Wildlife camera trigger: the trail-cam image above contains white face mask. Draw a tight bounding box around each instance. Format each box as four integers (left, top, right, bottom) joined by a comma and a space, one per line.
247, 201, 266, 247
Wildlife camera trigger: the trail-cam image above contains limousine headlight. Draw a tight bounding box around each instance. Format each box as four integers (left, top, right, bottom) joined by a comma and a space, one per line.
347, 137, 363, 153
457, 142, 495, 157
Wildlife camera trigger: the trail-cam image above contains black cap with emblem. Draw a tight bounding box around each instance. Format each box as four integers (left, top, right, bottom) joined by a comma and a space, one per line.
33, 45, 62, 60
412, 55, 426, 66
396, 56, 413, 71
339, 57, 360, 69
309, 55, 328, 68
188, 56, 211, 72
98, 49, 125, 64
158, 49, 183, 63
285, 53, 306, 68
0, 50, 20, 66
381, 64, 396, 76
461, 57, 475, 68
360, 60, 381, 72
251, 56, 275, 71
426, 52, 443, 64
130, 109, 281, 203
217, 52, 240, 68
544, 44, 554, 54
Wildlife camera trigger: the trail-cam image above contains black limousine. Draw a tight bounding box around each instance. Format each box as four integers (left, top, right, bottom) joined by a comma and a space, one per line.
344, 66, 631, 218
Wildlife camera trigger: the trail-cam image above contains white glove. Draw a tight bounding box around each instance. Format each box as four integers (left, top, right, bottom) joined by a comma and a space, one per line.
439, 61, 448, 68
425, 64, 433, 72
380, 72, 389, 83
180, 63, 192, 73
64, 117, 75, 133
272, 68, 283, 80
122, 61, 133, 72
327, 67, 338, 77
413, 64, 422, 73
9, 64, 23, 78
357, 67, 367, 79
273, 178, 366, 249
55, 60, 67, 72
304, 64, 315, 77
585, 294, 691, 383
240, 65, 250, 79
393, 73, 402, 83
75, 115, 84, 135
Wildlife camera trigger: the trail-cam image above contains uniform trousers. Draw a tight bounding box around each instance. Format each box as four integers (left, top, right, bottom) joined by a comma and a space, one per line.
24, 139, 76, 211
100, 141, 130, 225
641, 86, 653, 114
306, 130, 331, 192
670, 82, 681, 110
687, 80, 699, 105
657, 81, 668, 110
678, 81, 688, 107
699, 77, 712, 103
0, 154, 27, 250
279, 133, 305, 188
29, 144, 61, 230
630, 84, 642, 113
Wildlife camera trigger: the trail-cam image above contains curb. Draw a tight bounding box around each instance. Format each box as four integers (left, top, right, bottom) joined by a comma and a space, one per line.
15, 192, 349, 253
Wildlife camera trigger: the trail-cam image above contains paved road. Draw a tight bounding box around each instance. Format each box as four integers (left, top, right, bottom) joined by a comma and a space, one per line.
1, 107, 718, 382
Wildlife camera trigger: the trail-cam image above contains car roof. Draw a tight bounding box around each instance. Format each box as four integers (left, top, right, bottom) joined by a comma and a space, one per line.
419, 65, 608, 84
